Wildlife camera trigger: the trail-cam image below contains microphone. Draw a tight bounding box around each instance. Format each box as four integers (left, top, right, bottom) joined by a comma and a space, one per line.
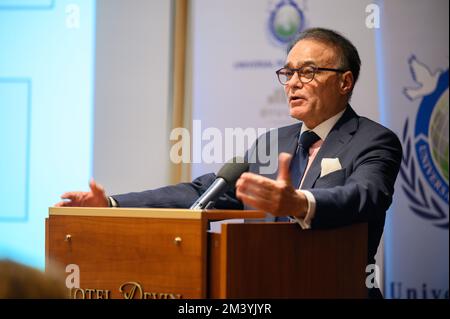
190, 157, 249, 210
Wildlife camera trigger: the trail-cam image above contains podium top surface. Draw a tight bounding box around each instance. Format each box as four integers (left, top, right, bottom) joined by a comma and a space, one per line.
48, 207, 266, 220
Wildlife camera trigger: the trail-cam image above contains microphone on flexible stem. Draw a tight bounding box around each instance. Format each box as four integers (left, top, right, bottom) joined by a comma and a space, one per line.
190, 157, 249, 210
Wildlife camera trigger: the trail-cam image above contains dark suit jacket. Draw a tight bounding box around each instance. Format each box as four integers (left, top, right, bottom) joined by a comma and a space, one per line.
113, 106, 402, 267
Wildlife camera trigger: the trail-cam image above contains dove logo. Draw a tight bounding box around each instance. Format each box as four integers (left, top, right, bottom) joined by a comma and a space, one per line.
400, 55, 448, 229
404, 55, 445, 101
267, 0, 305, 47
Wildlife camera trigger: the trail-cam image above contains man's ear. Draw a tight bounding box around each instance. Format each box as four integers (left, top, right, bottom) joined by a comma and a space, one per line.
340, 71, 354, 95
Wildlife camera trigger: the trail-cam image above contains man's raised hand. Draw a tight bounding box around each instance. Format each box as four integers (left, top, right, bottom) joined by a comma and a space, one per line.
235, 153, 308, 217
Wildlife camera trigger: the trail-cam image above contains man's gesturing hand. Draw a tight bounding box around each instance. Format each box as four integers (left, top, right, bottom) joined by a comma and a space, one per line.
54, 179, 109, 207
236, 153, 308, 217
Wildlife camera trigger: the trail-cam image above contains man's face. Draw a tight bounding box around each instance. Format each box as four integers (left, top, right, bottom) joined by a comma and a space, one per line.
284, 39, 347, 128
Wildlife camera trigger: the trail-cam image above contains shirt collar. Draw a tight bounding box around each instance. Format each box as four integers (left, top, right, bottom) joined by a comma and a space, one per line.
300, 107, 347, 141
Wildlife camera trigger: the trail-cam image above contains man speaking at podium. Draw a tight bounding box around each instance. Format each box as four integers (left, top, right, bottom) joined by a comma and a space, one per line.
56, 28, 402, 298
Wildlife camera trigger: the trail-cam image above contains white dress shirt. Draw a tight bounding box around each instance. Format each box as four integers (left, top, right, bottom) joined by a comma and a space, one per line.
294, 108, 346, 229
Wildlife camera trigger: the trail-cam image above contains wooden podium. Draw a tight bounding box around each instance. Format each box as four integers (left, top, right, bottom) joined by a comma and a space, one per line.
46, 207, 368, 299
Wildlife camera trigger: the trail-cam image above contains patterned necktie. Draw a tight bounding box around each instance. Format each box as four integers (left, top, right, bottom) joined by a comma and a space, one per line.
290, 130, 321, 189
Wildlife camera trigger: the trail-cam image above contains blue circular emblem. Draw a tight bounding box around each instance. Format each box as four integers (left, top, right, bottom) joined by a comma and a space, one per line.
268, 0, 304, 46
414, 69, 449, 203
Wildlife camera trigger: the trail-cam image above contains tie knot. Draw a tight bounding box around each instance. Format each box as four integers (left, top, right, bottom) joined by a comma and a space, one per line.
299, 131, 320, 150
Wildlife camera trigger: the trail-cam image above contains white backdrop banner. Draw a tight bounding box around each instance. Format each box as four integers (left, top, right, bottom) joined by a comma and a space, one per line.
378, 0, 449, 299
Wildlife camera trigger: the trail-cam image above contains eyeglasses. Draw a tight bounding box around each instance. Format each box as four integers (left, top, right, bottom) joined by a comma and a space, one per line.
275, 65, 347, 85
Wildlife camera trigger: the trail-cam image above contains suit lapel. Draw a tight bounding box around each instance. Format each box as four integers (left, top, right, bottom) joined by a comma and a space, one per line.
264, 123, 301, 181
301, 107, 359, 189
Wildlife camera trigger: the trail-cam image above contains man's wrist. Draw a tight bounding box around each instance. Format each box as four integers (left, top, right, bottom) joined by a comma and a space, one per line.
107, 196, 119, 207
293, 190, 316, 229
293, 190, 308, 218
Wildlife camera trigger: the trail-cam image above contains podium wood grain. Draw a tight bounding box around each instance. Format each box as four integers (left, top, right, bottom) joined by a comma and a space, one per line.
47, 208, 367, 298
46, 207, 265, 298
208, 222, 367, 298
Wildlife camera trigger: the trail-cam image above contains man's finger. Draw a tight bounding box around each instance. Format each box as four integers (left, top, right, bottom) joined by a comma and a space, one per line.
90, 179, 105, 195
239, 172, 277, 188
277, 152, 292, 184
236, 189, 272, 211
54, 201, 73, 207
237, 181, 273, 199
60, 192, 79, 200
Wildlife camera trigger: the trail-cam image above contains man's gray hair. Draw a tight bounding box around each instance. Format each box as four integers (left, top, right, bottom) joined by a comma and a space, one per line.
288, 28, 361, 93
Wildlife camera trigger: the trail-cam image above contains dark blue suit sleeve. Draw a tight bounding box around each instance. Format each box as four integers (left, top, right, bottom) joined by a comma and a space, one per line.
111, 173, 243, 210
